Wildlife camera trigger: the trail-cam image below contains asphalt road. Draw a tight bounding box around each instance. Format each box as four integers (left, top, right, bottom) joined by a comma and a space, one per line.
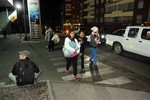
0, 34, 150, 93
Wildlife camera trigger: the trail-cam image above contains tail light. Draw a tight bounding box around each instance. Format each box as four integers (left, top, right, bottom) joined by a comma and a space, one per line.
65, 29, 70, 34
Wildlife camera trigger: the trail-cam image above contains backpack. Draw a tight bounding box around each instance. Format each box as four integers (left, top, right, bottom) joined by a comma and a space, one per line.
18, 61, 35, 85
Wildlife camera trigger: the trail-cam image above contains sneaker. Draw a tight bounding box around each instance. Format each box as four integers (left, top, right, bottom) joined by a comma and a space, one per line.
66, 70, 71, 74
74, 76, 80, 80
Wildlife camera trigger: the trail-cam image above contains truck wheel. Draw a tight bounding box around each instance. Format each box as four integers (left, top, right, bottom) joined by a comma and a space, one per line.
113, 43, 123, 55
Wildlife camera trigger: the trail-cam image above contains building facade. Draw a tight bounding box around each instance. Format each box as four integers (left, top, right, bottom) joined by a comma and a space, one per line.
64, 0, 80, 26
78, 0, 150, 33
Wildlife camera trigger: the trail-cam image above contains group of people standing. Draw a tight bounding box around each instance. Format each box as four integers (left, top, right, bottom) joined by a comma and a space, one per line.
62, 26, 101, 80
8, 26, 100, 86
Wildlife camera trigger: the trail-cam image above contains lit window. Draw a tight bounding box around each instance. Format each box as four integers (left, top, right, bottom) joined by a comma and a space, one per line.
95, 18, 99, 23
96, 0, 99, 5
138, 0, 144, 9
100, 17, 103, 22
101, 8, 104, 13
136, 15, 142, 24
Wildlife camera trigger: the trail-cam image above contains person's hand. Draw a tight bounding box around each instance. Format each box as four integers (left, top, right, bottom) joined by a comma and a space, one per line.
79, 38, 82, 41
74, 50, 77, 54
79, 38, 83, 44
74, 50, 79, 54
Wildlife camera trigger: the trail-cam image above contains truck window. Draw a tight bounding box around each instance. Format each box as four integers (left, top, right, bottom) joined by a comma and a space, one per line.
141, 29, 150, 40
128, 28, 139, 38
112, 29, 125, 36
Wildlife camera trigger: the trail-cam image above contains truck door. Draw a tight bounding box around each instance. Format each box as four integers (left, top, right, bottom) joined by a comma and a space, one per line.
124, 28, 140, 54
138, 29, 150, 57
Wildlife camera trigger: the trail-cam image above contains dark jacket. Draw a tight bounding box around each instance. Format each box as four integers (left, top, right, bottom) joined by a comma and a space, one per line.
78, 36, 87, 53
12, 58, 39, 86
89, 34, 99, 48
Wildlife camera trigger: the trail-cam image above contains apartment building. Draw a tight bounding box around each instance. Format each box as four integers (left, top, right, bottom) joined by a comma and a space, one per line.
79, 0, 150, 33
64, 0, 80, 25
133, 0, 150, 25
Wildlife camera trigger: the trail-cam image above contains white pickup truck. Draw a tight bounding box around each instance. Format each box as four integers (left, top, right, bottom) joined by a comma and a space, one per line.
106, 26, 150, 58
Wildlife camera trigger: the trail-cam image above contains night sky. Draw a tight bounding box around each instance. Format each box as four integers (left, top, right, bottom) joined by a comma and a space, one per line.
40, 0, 63, 27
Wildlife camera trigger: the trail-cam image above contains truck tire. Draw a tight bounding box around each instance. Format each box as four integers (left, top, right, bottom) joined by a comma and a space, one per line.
113, 43, 123, 55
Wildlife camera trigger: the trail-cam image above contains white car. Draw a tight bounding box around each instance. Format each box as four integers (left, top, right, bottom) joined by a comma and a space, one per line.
106, 26, 150, 58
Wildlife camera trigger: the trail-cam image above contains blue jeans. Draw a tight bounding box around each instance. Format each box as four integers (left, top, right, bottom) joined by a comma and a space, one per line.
90, 47, 97, 65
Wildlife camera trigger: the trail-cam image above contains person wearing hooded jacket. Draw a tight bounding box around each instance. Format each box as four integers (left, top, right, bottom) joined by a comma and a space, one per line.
89, 26, 101, 67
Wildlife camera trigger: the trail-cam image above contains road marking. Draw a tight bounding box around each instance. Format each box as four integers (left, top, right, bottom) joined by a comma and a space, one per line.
21, 40, 40, 43
50, 57, 64, 61
95, 76, 132, 85
99, 67, 114, 75
55, 54, 133, 86
57, 63, 89, 72
53, 62, 65, 66
62, 67, 114, 81
53, 55, 90, 67
0, 82, 5, 86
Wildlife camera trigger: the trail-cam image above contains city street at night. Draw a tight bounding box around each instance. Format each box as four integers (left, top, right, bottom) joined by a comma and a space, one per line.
0, 0, 150, 99
0, 34, 150, 100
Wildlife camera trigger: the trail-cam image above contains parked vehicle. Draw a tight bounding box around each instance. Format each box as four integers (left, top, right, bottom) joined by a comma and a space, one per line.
111, 29, 125, 36
106, 26, 150, 58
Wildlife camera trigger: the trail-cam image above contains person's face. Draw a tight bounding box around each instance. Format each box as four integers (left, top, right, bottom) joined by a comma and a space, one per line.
80, 32, 85, 38
44, 26, 47, 29
70, 32, 75, 38
19, 54, 26, 60
94, 30, 99, 35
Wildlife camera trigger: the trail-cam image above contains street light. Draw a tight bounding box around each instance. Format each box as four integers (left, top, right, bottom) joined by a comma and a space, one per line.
16, 3, 21, 34
16, 4, 21, 9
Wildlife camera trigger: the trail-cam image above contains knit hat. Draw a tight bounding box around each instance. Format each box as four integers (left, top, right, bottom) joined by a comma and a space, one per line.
19, 50, 30, 57
91, 26, 98, 32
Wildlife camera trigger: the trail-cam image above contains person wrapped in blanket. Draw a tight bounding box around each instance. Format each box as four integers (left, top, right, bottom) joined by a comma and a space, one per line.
89, 26, 101, 67
62, 31, 81, 80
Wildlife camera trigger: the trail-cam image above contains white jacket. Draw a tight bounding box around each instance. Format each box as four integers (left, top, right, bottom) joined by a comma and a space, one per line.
45, 30, 54, 42
64, 37, 80, 53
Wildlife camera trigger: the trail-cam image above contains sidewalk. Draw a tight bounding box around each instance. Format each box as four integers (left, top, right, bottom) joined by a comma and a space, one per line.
0, 80, 150, 100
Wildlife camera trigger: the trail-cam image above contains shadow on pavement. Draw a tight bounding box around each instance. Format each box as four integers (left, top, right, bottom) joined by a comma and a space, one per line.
89, 62, 102, 82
